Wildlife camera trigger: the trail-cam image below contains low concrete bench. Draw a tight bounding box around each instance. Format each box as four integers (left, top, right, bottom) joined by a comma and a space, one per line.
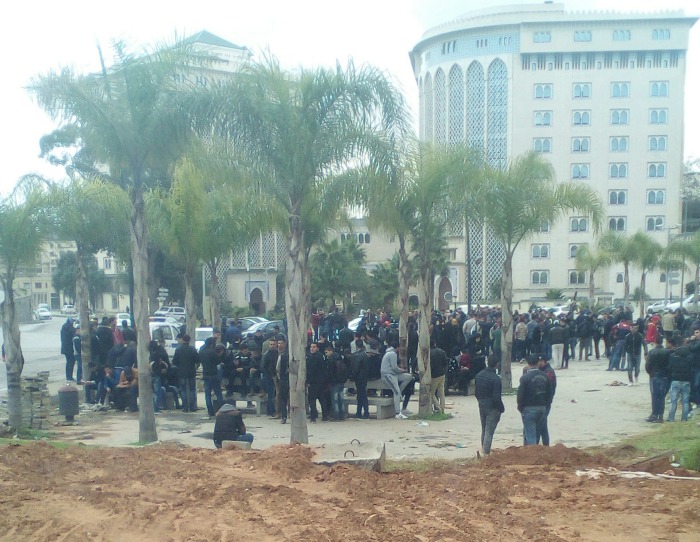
342, 379, 396, 419
215, 393, 268, 416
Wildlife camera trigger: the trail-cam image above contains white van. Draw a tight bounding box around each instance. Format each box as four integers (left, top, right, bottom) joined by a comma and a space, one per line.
149, 322, 182, 358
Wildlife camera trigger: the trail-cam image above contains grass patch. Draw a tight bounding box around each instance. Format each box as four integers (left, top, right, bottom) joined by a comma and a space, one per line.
0, 437, 74, 449
408, 411, 453, 422
604, 420, 700, 471
16, 428, 58, 440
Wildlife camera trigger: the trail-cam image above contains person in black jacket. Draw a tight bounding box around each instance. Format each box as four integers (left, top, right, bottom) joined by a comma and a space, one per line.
200, 338, 224, 417
351, 340, 370, 418
429, 347, 449, 413
261, 337, 278, 417
306, 343, 331, 422
475, 354, 505, 454
327, 344, 349, 421
537, 354, 557, 446
276, 336, 290, 424
517, 355, 550, 445
624, 323, 648, 385
172, 334, 199, 413
645, 338, 670, 422
213, 404, 253, 448
666, 334, 693, 422
60, 318, 77, 382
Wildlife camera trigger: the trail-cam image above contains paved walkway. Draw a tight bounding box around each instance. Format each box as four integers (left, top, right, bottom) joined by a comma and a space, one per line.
46, 358, 668, 459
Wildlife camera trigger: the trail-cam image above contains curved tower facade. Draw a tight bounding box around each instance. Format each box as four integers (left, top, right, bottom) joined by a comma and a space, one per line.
410, 3, 697, 306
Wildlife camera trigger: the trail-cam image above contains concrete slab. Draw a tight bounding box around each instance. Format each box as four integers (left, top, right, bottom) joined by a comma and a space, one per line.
311, 440, 386, 472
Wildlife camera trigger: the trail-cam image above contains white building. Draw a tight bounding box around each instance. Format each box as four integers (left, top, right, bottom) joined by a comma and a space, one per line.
410, 3, 697, 307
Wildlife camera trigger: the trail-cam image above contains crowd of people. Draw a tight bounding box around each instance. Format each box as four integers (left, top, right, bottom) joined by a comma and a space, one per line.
58, 301, 699, 452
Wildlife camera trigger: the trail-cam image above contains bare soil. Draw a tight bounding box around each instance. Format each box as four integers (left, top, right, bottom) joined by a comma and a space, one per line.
0, 441, 698, 541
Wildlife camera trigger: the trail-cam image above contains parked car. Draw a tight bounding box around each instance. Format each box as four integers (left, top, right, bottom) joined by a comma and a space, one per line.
227, 316, 268, 331
61, 304, 76, 315
149, 322, 183, 357
194, 327, 214, 351
666, 295, 700, 313
114, 312, 133, 326
153, 306, 186, 322
646, 300, 668, 314
36, 303, 50, 311
34, 307, 52, 320
244, 319, 285, 340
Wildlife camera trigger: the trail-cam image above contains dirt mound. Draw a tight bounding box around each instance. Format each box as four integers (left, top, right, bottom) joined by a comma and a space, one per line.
0, 441, 698, 541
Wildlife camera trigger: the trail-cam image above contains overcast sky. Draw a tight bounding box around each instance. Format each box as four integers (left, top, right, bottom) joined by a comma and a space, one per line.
1, 0, 698, 195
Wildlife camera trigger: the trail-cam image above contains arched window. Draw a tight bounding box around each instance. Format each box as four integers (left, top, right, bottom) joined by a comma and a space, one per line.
358, 234, 364, 244
616, 273, 624, 283
364, 233, 371, 244
340, 234, 346, 242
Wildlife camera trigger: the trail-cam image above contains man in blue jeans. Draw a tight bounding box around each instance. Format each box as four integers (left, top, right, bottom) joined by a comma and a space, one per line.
645, 337, 670, 423
517, 355, 550, 445
666, 334, 693, 422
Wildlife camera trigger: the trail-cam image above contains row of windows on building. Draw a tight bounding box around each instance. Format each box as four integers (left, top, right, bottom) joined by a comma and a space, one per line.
539, 215, 667, 236
534, 135, 668, 154
522, 50, 680, 71
609, 190, 665, 205
441, 36, 514, 54
534, 81, 668, 99
568, 162, 667, 180
534, 108, 669, 127
531, 268, 670, 287
532, 28, 670, 44
340, 233, 371, 244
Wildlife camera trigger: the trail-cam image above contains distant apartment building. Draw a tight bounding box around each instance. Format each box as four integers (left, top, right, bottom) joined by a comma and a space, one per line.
410, 3, 697, 305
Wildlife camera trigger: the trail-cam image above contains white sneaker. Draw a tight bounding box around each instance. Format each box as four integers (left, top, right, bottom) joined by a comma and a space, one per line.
395, 412, 408, 419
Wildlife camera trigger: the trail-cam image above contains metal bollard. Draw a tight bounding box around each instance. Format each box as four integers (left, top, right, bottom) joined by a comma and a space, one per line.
58, 384, 80, 422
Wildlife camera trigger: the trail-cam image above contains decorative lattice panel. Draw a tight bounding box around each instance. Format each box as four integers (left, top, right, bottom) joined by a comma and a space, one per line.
203, 258, 229, 304
449, 216, 464, 237
487, 59, 508, 170
276, 232, 287, 269
466, 62, 485, 151
262, 233, 276, 268
448, 64, 465, 145
231, 248, 247, 269
418, 76, 424, 140
248, 236, 261, 269
424, 72, 434, 141
467, 219, 484, 300
485, 225, 506, 302
434, 69, 446, 144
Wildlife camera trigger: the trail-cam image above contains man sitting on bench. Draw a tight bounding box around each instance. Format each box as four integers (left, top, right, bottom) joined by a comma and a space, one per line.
213, 404, 254, 449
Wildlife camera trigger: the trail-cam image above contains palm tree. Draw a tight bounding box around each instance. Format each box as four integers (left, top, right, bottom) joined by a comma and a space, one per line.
628, 232, 663, 318
0, 179, 52, 430
310, 238, 367, 310
656, 250, 686, 304
400, 142, 482, 415
30, 39, 197, 443
50, 178, 129, 382
190, 57, 407, 443
599, 231, 637, 308
668, 232, 700, 307
574, 244, 611, 308
470, 152, 604, 388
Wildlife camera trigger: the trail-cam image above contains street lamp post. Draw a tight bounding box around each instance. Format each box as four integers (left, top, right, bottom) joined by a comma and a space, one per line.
659, 223, 681, 303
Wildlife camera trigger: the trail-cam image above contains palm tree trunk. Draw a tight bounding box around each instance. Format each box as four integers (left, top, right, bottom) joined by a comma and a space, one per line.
184, 263, 196, 337
1, 286, 24, 431
623, 263, 630, 307
417, 270, 433, 417
588, 268, 595, 308
286, 216, 309, 444
397, 237, 410, 368
208, 258, 221, 337
695, 265, 699, 306
75, 246, 92, 391
640, 272, 647, 319
130, 186, 157, 443
500, 253, 515, 389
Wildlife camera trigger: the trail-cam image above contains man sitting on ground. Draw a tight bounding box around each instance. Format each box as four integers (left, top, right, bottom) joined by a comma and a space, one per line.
213, 404, 254, 448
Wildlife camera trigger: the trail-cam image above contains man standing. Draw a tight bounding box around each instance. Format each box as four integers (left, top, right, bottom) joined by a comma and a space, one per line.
645, 337, 670, 422
351, 339, 370, 419
306, 342, 330, 423
261, 337, 278, 417
60, 318, 76, 382
666, 334, 693, 422
537, 353, 557, 446
172, 334, 199, 413
624, 322, 648, 385
200, 339, 224, 418
517, 355, 550, 445
474, 354, 505, 455
380, 339, 413, 419
428, 346, 448, 414
549, 319, 567, 369
275, 336, 290, 424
